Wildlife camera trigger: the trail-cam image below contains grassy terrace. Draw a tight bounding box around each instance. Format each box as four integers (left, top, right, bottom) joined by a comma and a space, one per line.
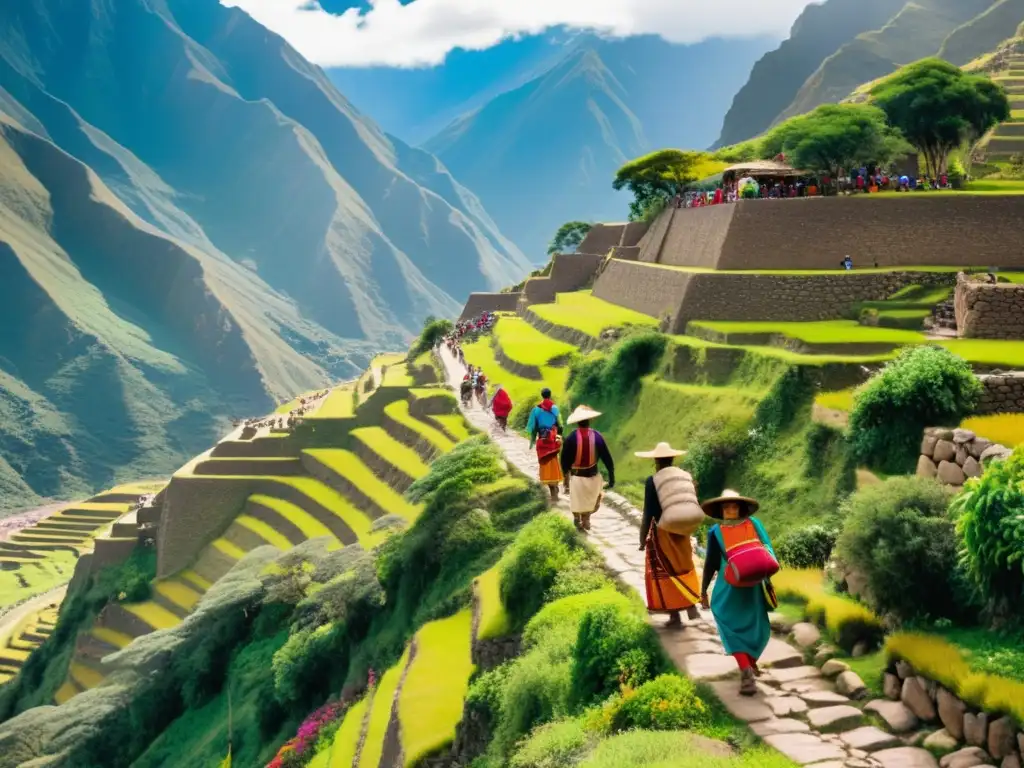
303, 449, 422, 522
323, 696, 368, 767
398, 609, 474, 767
462, 337, 570, 407
383, 400, 456, 453
689, 319, 924, 345
382, 363, 414, 388
357, 647, 410, 768
350, 427, 431, 479
531, 291, 658, 337
474, 564, 509, 641
247, 495, 336, 540
492, 315, 575, 366
428, 414, 472, 443
308, 386, 355, 419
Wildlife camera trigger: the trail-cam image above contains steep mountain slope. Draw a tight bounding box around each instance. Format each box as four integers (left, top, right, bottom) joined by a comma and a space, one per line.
939, 0, 1024, 65
778, 0, 998, 123
714, 0, 906, 148
0, 0, 528, 511
421, 37, 775, 260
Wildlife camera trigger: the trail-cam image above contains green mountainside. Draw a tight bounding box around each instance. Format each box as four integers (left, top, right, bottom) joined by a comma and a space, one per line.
0, 0, 529, 511
939, 0, 1024, 65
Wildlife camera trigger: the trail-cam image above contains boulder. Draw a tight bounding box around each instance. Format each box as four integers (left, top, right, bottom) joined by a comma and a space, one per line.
953, 428, 976, 444
821, 660, 850, 678
896, 660, 915, 680
934, 440, 958, 462
981, 444, 1012, 463
939, 746, 994, 768
937, 460, 967, 486
902, 677, 937, 721
874, 746, 941, 767
962, 456, 983, 479
885, 672, 903, 700
923, 729, 960, 752
964, 712, 988, 748
956, 445, 970, 466
968, 438, 992, 459
866, 699, 920, 734
937, 688, 967, 740
933, 429, 955, 441
1002, 755, 1021, 768
836, 671, 868, 699
815, 645, 838, 664
917, 455, 939, 478
792, 622, 821, 649
921, 435, 939, 456
988, 716, 1017, 759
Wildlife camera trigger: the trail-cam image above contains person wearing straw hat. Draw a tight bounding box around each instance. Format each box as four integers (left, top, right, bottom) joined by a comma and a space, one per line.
560, 405, 614, 531
699, 489, 778, 696
636, 442, 703, 628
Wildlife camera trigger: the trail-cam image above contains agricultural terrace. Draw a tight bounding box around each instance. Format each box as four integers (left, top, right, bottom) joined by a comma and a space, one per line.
530, 290, 658, 338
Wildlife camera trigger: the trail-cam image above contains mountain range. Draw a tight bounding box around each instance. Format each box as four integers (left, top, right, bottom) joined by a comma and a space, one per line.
0, 0, 529, 511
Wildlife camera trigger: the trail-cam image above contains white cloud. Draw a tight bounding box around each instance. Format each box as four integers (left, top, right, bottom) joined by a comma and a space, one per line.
220, 0, 819, 68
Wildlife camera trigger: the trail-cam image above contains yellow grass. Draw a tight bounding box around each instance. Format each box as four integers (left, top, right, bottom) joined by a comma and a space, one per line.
329, 696, 369, 768
178, 569, 212, 592
123, 601, 182, 631
814, 389, 857, 412
69, 662, 105, 689
312, 386, 355, 419
54, 681, 78, 705
428, 414, 473, 443
350, 427, 431, 480
960, 413, 1024, 448
358, 647, 410, 768
461, 337, 570, 414
234, 514, 294, 550
492, 316, 576, 367
398, 610, 475, 766
153, 580, 202, 612
530, 290, 658, 338
372, 353, 406, 368
382, 363, 414, 388
248, 495, 336, 541
773, 569, 883, 649
383, 400, 455, 453
91, 627, 134, 649
475, 565, 510, 641
303, 450, 422, 522
212, 538, 247, 561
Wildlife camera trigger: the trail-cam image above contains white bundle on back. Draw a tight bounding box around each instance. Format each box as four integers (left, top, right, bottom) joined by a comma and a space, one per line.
653, 466, 703, 536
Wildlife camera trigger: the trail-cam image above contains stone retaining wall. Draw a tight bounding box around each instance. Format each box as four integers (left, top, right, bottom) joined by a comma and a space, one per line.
458, 292, 520, 323
639, 204, 735, 267
916, 427, 1011, 488
591, 259, 693, 326
955, 278, 1024, 339
576, 221, 648, 255
520, 252, 604, 306
881, 657, 1024, 768
977, 373, 1024, 414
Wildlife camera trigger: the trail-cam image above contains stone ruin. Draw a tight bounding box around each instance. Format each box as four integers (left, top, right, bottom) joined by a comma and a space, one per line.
916, 427, 1012, 489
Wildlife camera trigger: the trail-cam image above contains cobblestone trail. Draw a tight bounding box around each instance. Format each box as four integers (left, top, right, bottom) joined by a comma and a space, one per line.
439, 347, 950, 768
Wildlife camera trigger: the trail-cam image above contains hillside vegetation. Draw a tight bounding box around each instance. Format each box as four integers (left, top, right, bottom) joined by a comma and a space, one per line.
0, 0, 530, 511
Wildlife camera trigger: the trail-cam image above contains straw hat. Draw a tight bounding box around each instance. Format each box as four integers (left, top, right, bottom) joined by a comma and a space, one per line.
701, 489, 759, 519
634, 442, 687, 459
566, 405, 603, 425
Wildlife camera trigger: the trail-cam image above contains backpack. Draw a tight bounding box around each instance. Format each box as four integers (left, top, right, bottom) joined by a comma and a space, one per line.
653, 467, 703, 537
716, 520, 779, 589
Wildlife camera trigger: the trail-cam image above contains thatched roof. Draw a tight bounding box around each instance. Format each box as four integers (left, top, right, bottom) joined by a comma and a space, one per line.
723, 160, 803, 176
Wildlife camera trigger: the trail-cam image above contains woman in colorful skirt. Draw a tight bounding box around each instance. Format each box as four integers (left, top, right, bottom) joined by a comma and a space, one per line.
528, 388, 563, 499
700, 489, 776, 696
636, 442, 703, 628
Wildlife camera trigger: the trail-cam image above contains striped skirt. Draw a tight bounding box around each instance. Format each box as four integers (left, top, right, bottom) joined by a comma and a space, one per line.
645, 526, 700, 613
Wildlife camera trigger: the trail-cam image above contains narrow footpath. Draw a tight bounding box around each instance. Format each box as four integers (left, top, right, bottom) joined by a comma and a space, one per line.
439, 347, 942, 768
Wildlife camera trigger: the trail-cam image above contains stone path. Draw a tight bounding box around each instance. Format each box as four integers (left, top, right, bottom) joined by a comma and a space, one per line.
438, 347, 957, 768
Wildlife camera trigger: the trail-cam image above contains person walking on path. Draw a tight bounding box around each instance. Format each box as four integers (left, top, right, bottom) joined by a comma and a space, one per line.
488, 384, 513, 432
560, 405, 614, 532
527, 388, 563, 499
699, 489, 779, 697
636, 442, 703, 628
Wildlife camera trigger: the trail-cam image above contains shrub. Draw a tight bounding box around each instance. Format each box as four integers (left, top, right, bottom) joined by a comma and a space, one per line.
500, 513, 582, 628
493, 653, 573, 755
570, 602, 668, 706
510, 718, 590, 768
567, 333, 667, 411
836, 476, 966, 624
953, 447, 1024, 617
681, 422, 748, 500
545, 561, 615, 602
775, 525, 837, 569
754, 367, 815, 437
611, 674, 709, 733
848, 346, 982, 474
804, 422, 844, 479
408, 317, 453, 359
523, 589, 634, 664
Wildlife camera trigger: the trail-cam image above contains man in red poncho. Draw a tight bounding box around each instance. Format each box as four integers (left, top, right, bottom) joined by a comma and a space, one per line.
488, 384, 513, 432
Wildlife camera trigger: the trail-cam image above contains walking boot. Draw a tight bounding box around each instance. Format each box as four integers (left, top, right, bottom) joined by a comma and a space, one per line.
573, 514, 583, 531
739, 668, 757, 697
665, 611, 682, 628
685, 605, 701, 621
581, 514, 592, 531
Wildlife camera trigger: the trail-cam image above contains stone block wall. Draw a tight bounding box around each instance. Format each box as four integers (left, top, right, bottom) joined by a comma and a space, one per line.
955, 277, 1024, 339
916, 427, 1011, 488
458, 292, 521, 322
576, 222, 649, 255
977, 372, 1024, 414
591, 260, 694, 325
639, 204, 735, 268
520, 252, 604, 307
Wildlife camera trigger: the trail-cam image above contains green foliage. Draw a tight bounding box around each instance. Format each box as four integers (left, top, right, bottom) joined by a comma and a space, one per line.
568, 332, 668, 413
612, 675, 709, 733
548, 221, 593, 255
499, 513, 584, 628
545, 560, 616, 602
848, 346, 982, 474
761, 103, 910, 178
612, 150, 711, 221
575, 730, 796, 768
510, 718, 590, 768
775, 525, 837, 569
753, 367, 815, 437
570, 602, 669, 707
872, 58, 1011, 178
953, 447, 1024, 617
805, 422, 845, 479
837, 477, 967, 623
409, 317, 454, 359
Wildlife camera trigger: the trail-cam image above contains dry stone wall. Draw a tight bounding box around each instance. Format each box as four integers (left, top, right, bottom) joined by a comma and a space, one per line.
458, 292, 520, 322
916, 427, 1011, 489
639, 205, 734, 268
576, 221, 648, 256
520, 252, 603, 306
977, 372, 1024, 414
955, 277, 1024, 339
591, 259, 694, 325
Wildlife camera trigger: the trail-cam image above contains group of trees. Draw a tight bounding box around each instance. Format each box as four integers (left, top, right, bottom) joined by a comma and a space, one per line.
612, 58, 1010, 218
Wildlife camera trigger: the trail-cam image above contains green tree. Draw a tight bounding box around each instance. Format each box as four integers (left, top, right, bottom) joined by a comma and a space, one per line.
871, 58, 1010, 178
613, 149, 708, 221
547, 221, 593, 255
761, 103, 910, 181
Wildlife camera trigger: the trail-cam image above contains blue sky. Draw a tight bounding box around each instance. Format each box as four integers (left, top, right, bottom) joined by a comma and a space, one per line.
221, 0, 818, 68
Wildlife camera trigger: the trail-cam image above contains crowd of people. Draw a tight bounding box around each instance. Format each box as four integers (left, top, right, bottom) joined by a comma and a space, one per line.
232, 389, 331, 437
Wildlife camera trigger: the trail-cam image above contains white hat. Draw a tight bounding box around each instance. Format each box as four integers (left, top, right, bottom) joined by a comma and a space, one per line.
634, 442, 687, 459
566, 405, 603, 425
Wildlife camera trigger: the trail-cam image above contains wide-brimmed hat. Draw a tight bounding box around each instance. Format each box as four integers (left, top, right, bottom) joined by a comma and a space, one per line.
634, 442, 687, 459
566, 405, 602, 425
701, 489, 759, 519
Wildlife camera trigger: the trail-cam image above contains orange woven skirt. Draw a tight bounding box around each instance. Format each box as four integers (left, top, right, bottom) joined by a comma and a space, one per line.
645, 526, 700, 613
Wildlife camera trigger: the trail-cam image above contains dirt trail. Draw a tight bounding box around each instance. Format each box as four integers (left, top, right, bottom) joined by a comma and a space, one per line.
0, 585, 67, 639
